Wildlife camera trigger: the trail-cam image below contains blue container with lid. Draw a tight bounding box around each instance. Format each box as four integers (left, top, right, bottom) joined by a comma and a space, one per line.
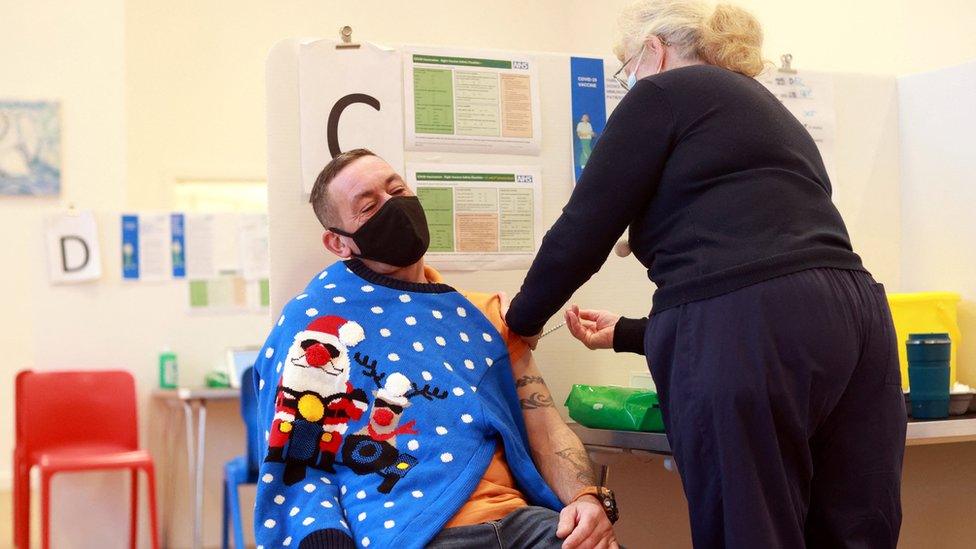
907, 333, 951, 419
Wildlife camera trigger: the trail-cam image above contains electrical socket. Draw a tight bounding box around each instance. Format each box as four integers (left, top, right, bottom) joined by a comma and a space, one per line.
629, 372, 653, 390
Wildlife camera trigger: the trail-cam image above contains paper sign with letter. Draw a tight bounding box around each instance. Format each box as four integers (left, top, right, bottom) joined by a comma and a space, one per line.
45, 211, 101, 284
404, 47, 542, 155
299, 39, 404, 194
408, 164, 543, 271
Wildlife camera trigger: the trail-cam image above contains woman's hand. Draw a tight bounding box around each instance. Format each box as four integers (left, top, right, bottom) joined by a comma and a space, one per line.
565, 305, 620, 350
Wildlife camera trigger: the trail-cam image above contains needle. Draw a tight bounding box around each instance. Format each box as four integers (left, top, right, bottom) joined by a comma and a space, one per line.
540, 321, 566, 338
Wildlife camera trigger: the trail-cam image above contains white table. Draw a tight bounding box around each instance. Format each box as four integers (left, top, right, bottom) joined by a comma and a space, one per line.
153, 388, 240, 549
906, 412, 976, 445
567, 423, 671, 485
569, 412, 976, 483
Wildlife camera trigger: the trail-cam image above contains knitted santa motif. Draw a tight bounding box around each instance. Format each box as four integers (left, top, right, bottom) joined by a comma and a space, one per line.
266, 315, 369, 484
253, 260, 561, 549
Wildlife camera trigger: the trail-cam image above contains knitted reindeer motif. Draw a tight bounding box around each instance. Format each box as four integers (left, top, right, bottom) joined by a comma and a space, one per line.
404, 382, 449, 401
355, 351, 449, 402
342, 352, 450, 493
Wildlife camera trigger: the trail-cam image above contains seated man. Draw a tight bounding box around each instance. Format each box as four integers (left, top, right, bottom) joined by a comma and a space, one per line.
252, 149, 620, 549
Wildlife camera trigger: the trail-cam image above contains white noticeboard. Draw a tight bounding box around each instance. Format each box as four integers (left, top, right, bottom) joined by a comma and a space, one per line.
45, 211, 102, 284
270, 38, 901, 402
403, 47, 542, 155
758, 69, 838, 195
407, 163, 543, 271
299, 39, 405, 194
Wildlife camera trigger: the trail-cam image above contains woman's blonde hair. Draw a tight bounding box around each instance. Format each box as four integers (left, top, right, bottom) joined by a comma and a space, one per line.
616, 0, 766, 77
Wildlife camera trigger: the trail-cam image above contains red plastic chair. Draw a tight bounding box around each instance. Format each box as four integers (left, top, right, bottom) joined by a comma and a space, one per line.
13, 370, 159, 549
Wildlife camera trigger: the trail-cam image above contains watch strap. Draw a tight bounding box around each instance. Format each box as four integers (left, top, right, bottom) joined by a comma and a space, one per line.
571, 486, 601, 503
571, 486, 618, 524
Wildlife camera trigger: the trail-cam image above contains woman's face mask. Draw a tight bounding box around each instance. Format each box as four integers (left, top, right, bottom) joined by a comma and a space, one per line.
626, 45, 646, 90
330, 195, 431, 267
615, 38, 668, 91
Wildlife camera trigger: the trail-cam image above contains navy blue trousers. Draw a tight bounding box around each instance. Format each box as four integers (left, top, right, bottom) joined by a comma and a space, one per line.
646, 268, 906, 548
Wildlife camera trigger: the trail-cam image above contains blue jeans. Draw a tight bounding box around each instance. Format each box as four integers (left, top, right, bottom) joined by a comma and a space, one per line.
426, 506, 562, 548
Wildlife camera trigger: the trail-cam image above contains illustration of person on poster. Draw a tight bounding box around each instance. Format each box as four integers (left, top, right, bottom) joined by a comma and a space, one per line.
576, 114, 595, 168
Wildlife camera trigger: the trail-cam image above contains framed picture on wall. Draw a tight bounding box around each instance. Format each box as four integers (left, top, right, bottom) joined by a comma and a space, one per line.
225, 346, 260, 389
0, 100, 61, 196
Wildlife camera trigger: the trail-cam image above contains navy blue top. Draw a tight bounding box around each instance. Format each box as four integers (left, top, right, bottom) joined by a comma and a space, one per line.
506, 64, 865, 347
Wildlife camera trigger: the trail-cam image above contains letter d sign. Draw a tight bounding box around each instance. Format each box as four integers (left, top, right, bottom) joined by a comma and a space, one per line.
45, 212, 102, 283
60, 235, 90, 273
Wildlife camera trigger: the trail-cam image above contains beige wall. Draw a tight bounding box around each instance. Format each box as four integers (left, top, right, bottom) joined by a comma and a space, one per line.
898, 59, 976, 390
121, 0, 976, 212
3, 0, 976, 547
1, 4, 127, 547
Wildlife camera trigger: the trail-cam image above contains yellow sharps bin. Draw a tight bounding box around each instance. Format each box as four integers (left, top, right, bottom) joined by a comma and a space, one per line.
887, 292, 961, 389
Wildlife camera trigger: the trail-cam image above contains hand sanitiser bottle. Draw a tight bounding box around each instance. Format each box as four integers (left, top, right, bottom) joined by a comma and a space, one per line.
159, 348, 178, 389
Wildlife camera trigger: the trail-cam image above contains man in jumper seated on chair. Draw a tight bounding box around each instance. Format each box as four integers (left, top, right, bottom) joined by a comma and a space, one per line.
251, 149, 620, 548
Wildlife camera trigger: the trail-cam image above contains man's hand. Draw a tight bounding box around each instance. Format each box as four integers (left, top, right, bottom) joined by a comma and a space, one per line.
564, 305, 620, 350
557, 496, 619, 549
498, 291, 542, 350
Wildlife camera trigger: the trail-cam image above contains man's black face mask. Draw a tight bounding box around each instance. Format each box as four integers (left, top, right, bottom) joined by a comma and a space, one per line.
330, 196, 431, 267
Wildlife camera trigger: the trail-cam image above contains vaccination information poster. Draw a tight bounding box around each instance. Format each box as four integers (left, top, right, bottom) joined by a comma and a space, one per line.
120, 213, 172, 281
603, 56, 627, 116
570, 57, 609, 183
403, 48, 542, 155
569, 56, 628, 184
407, 164, 543, 271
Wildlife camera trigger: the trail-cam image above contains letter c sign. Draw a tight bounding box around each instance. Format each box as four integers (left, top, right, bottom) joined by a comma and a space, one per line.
326, 93, 381, 158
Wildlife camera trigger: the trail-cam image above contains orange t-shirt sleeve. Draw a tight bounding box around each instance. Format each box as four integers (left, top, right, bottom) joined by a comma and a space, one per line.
441, 291, 531, 529
443, 444, 528, 528
461, 291, 530, 365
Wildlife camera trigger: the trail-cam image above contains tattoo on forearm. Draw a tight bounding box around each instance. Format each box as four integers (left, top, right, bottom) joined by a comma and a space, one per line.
556, 447, 595, 485
520, 391, 555, 409
516, 375, 545, 388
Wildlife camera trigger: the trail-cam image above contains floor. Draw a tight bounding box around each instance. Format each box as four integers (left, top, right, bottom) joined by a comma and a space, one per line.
0, 487, 257, 549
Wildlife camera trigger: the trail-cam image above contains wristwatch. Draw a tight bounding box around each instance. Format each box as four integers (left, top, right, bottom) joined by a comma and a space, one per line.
572, 486, 619, 524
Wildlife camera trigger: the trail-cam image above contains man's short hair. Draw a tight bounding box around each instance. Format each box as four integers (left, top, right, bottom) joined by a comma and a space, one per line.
309, 148, 376, 229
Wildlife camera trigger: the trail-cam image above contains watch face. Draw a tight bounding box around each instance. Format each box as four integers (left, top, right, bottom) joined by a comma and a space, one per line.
599, 487, 619, 523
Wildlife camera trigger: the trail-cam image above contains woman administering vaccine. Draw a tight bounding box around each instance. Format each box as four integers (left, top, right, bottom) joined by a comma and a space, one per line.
504, 1, 906, 547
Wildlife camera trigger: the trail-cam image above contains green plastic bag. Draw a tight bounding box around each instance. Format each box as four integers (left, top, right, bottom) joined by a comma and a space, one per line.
565, 384, 665, 432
